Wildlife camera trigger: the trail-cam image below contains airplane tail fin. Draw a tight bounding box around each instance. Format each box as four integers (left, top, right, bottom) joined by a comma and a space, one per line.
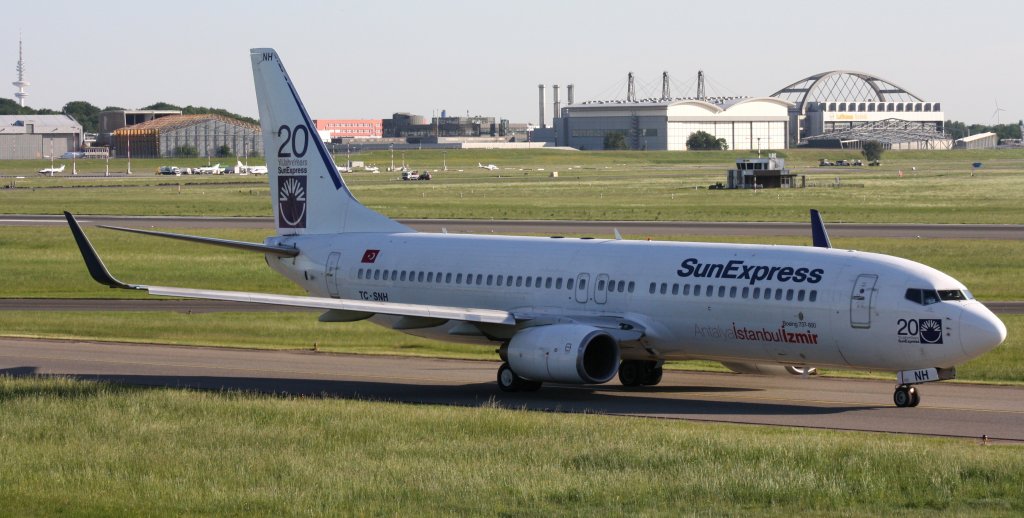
250, 48, 411, 235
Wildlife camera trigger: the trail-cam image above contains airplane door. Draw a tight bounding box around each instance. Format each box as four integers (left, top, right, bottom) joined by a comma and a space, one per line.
325, 252, 341, 298
575, 273, 590, 303
594, 273, 610, 304
850, 274, 878, 328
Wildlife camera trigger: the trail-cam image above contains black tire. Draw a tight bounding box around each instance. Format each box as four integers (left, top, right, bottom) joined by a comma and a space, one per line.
908, 387, 920, 407
640, 364, 663, 386
894, 385, 912, 407
618, 360, 642, 387
497, 363, 519, 392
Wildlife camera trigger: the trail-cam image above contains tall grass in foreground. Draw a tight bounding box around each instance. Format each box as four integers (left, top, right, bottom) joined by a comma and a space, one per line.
0, 376, 1020, 517
0, 312, 1020, 384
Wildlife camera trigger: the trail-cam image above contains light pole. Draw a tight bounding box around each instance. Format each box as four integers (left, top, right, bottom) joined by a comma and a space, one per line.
757, 137, 761, 158
126, 134, 132, 175
390, 144, 395, 172
442, 151, 447, 171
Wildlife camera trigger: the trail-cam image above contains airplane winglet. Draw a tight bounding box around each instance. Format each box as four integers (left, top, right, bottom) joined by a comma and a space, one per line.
810, 209, 832, 249
63, 212, 144, 290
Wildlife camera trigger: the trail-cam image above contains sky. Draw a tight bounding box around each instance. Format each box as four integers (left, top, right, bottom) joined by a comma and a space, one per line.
4, 0, 1021, 126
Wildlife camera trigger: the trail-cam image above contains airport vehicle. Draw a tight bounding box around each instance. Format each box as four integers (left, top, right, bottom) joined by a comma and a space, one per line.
65, 48, 1006, 407
158, 166, 181, 176
194, 163, 224, 175
478, 162, 499, 171
401, 171, 419, 180
38, 164, 65, 175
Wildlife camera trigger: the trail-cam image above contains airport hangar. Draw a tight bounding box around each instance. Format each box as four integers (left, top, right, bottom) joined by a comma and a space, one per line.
0, 115, 82, 159
110, 114, 262, 159
549, 71, 948, 150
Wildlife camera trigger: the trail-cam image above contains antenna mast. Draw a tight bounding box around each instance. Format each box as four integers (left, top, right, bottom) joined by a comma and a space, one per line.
626, 72, 636, 103
12, 34, 30, 107
696, 70, 705, 100
661, 71, 671, 100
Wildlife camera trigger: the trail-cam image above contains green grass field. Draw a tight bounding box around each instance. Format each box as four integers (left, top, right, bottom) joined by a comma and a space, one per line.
0, 376, 1020, 516
4, 148, 1024, 223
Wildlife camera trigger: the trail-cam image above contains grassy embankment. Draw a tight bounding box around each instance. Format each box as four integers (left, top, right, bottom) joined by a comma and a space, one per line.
3, 148, 1024, 223
0, 376, 1021, 516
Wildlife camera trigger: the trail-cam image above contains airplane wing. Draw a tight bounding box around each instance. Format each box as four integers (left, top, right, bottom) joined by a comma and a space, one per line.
64, 212, 644, 339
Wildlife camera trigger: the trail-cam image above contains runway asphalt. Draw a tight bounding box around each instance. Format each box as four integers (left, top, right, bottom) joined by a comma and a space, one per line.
1, 337, 1021, 442
3, 214, 1023, 240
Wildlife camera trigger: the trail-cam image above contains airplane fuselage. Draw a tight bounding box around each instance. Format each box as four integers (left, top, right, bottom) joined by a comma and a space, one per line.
265, 232, 999, 372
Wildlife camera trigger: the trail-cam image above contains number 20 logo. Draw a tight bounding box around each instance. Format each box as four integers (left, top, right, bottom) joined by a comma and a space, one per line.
277, 124, 309, 158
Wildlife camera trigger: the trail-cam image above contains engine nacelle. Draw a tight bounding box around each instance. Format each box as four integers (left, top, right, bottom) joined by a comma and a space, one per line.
721, 362, 817, 376
506, 324, 620, 384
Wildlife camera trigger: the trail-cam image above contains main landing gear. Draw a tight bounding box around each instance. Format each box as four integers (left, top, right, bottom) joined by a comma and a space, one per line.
497, 363, 542, 393
618, 360, 663, 387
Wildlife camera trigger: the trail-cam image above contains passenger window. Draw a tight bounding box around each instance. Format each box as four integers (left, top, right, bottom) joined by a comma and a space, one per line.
373, 270, 381, 280
418, 272, 425, 282
671, 284, 679, 295
775, 289, 783, 301
628, 281, 635, 293
579, 279, 586, 290
649, 283, 656, 294
526, 277, 533, 288
786, 289, 794, 301
546, 278, 553, 289
660, 283, 667, 295
798, 289, 805, 302
486, 274, 493, 286
763, 288, 771, 300
683, 284, 690, 296
400, 271, 407, 282
357, 269, 364, 280
436, 272, 443, 283
445, 273, 452, 283
694, 284, 701, 296
809, 290, 818, 302
496, 275, 503, 287
516, 276, 523, 287
753, 287, 760, 299
729, 286, 737, 298
618, 281, 625, 292
718, 286, 725, 297
706, 285, 713, 297
742, 287, 749, 298
535, 276, 543, 287
567, 278, 574, 290
426, 272, 433, 283
556, 278, 563, 289
456, 273, 463, 284
598, 279, 606, 291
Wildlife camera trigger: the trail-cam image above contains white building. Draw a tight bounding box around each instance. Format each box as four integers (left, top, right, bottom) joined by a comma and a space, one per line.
554, 97, 793, 151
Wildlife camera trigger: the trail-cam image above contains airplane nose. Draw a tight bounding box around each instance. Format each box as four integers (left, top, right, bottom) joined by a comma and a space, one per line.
960, 305, 1007, 357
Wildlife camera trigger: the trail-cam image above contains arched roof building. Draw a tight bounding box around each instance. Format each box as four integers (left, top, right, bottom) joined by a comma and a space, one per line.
770, 71, 947, 148
556, 96, 794, 151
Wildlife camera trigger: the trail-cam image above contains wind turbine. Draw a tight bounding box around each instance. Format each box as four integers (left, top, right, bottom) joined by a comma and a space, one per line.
992, 99, 1006, 125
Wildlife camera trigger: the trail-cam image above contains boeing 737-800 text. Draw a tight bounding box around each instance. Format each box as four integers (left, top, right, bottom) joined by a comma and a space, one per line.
65, 48, 1006, 407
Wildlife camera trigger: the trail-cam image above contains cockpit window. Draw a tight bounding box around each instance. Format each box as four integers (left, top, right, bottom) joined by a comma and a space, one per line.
906, 288, 971, 305
938, 290, 969, 301
905, 288, 939, 305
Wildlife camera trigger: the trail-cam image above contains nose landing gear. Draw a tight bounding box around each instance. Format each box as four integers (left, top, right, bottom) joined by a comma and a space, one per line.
893, 385, 920, 407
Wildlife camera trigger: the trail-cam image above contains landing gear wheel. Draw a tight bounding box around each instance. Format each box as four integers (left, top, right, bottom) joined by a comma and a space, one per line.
640, 364, 663, 386
497, 363, 542, 393
618, 360, 643, 387
893, 385, 919, 408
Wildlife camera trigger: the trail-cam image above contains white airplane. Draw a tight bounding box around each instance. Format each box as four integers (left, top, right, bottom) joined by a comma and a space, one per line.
38, 164, 65, 175
63, 48, 1007, 407
195, 163, 224, 175
235, 160, 268, 175
478, 162, 499, 171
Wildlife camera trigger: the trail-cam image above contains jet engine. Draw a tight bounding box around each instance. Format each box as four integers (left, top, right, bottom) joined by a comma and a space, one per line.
721, 362, 817, 376
505, 324, 620, 384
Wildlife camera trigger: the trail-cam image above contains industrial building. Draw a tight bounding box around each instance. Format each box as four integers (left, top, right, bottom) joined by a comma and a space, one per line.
771, 71, 948, 149
0, 115, 82, 160
97, 109, 183, 146
553, 97, 792, 151
110, 114, 261, 158
383, 112, 504, 139
315, 119, 383, 141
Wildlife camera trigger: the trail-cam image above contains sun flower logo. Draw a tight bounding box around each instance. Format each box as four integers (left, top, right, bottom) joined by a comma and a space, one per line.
919, 318, 943, 344
278, 176, 307, 228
